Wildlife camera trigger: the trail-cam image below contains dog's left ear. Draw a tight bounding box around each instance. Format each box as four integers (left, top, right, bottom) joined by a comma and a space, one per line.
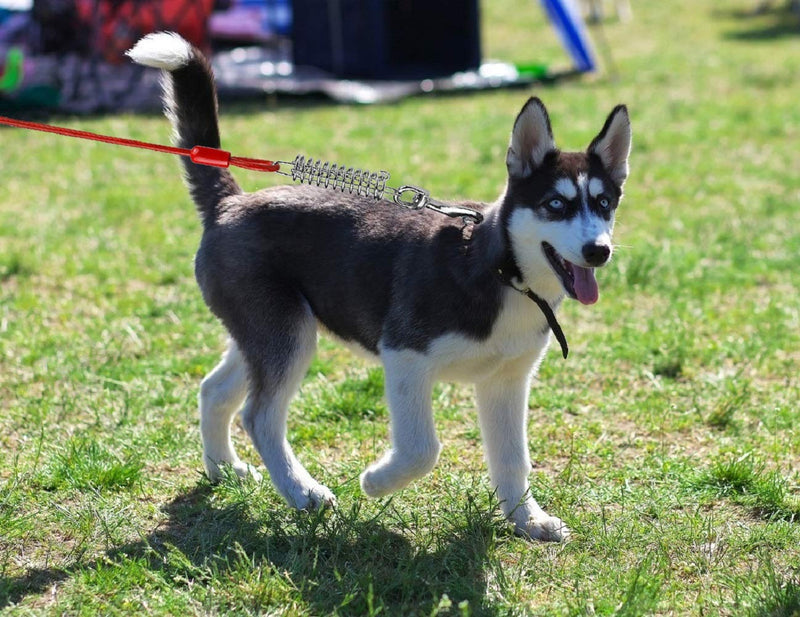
507, 97, 556, 179
588, 105, 632, 187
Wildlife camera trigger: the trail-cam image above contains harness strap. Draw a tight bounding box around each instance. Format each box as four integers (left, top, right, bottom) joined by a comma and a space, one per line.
496, 264, 569, 359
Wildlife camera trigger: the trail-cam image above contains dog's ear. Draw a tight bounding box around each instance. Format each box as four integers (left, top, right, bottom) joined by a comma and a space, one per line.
588, 105, 631, 187
507, 97, 556, 179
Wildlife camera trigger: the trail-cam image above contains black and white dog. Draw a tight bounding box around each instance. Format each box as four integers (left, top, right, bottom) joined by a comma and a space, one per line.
128, 33, 631, 542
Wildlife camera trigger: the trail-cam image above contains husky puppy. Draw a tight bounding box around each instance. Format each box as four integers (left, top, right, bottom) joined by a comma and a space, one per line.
127, 33, 631, 542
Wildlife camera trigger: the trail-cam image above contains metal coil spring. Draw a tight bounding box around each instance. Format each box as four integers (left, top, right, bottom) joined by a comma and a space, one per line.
289, 155, 390, 200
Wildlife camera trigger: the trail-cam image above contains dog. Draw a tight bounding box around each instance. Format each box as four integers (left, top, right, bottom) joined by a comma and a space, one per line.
127, 32, 631, 542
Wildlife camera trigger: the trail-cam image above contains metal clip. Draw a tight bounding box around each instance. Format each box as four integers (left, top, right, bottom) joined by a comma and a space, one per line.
426, 199, 484, 224
279, 154, 483, 224
392, 185, 429, 210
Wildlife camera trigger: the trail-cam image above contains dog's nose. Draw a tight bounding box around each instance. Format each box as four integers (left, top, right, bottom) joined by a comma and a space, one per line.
582, 242, 611, 266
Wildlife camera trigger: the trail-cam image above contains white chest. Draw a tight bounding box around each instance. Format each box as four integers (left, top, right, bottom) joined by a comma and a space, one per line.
333, 291, 557, 385
426, 290, 553, 383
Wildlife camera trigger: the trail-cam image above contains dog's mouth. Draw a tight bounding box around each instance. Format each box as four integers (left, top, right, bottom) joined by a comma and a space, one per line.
542, 242, 599, 305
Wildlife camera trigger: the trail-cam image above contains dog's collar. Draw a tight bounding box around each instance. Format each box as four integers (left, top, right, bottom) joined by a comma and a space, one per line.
496, 262, 569, 360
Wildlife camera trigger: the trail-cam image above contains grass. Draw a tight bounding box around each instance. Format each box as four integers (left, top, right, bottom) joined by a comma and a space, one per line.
2, 0, 800, 614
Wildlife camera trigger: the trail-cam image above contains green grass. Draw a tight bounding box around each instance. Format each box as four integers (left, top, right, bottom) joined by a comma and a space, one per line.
2, 0, 800, 614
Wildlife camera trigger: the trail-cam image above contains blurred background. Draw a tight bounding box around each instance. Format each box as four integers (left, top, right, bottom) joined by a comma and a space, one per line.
2, 1, 800, 614
0, 0, 669, 110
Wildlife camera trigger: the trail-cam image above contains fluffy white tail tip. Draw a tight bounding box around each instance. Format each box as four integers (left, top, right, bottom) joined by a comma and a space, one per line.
126, 32, 193, 71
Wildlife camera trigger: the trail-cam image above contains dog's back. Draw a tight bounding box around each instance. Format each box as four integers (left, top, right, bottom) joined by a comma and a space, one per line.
196, 182, 499, 356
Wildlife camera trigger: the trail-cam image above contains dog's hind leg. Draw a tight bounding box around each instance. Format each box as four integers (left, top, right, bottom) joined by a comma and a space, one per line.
237, 296, 336, 511
476, 356, 569, 542
360, 349, 440, 497
200, 339, 260, 481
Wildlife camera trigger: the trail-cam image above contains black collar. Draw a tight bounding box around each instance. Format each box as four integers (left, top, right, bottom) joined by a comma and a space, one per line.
496, 258, 569, 360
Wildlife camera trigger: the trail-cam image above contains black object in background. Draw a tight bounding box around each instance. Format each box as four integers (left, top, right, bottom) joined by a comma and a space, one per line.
292, 0, 481, 79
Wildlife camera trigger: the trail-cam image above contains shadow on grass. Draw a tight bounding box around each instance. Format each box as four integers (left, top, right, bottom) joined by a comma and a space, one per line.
716, 5, 800, 41
1, 484, 502, 615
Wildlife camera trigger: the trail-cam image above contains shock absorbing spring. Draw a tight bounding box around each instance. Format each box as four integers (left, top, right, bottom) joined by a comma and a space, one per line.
282, 155, 390, 200
0, 113, 481, 222
275, 154, 483, 223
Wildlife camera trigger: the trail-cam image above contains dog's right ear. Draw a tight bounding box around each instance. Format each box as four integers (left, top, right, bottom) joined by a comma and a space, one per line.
506, 97, 556, 179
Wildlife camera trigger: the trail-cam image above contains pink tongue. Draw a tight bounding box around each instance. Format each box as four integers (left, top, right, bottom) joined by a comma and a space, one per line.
572, 265, 599, 305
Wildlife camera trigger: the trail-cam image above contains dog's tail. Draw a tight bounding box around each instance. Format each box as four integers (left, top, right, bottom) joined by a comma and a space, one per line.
126, 32, 241, 227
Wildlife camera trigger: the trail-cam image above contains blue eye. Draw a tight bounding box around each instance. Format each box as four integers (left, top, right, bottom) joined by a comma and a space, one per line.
598, 196, 611, 209
547, 198, 564, 211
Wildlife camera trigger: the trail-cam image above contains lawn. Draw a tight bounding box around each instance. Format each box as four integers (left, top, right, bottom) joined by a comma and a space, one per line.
2, 0, 800, 614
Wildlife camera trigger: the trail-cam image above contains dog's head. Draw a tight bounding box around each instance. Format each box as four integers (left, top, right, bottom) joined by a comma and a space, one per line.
502, 98, 631, 305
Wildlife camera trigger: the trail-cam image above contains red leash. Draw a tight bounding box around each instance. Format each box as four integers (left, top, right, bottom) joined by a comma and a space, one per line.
0, 114, 281, 173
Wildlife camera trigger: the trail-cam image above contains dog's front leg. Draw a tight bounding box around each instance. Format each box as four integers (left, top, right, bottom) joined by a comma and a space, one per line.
360, 349, 440, 497
476, 361, 569, 542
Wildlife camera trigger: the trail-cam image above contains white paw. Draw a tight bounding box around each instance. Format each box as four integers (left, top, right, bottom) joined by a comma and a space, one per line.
359, 467, 397, 498
205, 459, 262, 483
360, 448, 439, 498
515, 515, 570, 542
232, 461, 263, 483
287, 482, 337, 511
